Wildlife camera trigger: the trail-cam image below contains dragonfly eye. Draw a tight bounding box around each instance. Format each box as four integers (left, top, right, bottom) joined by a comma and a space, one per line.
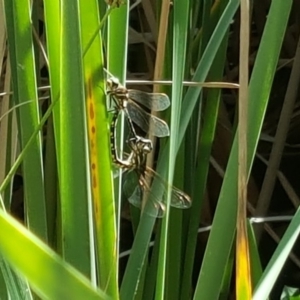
139, 143, 152, 153
122, 99, 128, 108
141, 140, 152, 153
106, 78, 120, 92
109, 77, 120, 87
127, 136, 153, 154
106, 79, 113, 91
136, 142, 152, 154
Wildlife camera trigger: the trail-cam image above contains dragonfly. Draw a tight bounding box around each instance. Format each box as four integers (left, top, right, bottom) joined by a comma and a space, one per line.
122, 135, 192, 217
110, 109, 153, 169
110, 110, 192, 217
106, 77, 170, 138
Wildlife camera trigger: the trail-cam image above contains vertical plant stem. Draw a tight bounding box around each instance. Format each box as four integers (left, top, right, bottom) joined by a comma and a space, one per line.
236, 0, 251, 299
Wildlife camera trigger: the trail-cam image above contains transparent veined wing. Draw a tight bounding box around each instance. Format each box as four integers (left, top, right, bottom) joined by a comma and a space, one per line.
123, 170, 165, 218
128, 89, 170, 111
141, 168, 192, 209
126, 102, 170, 137
123, 167, 191, 217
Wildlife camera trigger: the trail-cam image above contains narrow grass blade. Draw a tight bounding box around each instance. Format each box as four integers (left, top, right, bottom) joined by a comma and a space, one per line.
43, 0, 61, 249
0, 257, 32, 300
195, 1, 293, 298
82, 1, 125, 296
0, 210, 109, 300
107, 3, 130, 223
121, 1, 240, 298
236, 0, 251, 298
3, 0, 47, 240
181, 34, 229, 299
106, 3, 129, 297
107, 4, 129, 79
247, 221, 263, 288
156, 0, 189, 298
60, 1, 91, 276
43, 0, 61, 150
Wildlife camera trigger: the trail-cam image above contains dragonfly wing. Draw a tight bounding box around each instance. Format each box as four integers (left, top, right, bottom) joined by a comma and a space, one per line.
123, 171, 165, 217
169, 186, 192, 208
145, 168, 192, 209
139, 182, 165, 217
128, 186, 143, 209
123, 171, 140, 206
126, 103, 170, 137
131, 186, 165, 218
128, 90, 170, 111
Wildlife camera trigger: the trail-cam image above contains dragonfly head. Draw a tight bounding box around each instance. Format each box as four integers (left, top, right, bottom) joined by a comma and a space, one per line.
106, 77, 120, 91
106, 78, 129, 106
128, 136, 153, 154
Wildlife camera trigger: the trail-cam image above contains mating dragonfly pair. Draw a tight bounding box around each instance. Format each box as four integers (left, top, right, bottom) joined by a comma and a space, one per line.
107, 77, 191, 217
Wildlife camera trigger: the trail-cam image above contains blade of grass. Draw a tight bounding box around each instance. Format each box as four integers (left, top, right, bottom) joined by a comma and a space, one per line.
0, 63, 14, 211
0, 259, 8, 300
107, 1, 130, 201
3, 0, 47, 240
43, 0, 61, 249
0, 97, 59, 195
0, 210, 109, 300
253, 29, 300, 300
81, 0, 118, 296
107, 1, 129, 289
195, 0, 293, 298
0, 4, 11, 195
220, 244, 235, 299
254, 17, 300, 241
149, 1, 173, 296
181, 33, 229, 299
121, 1, 240, 297
3, 11, 50, 297
0, 95, 61, 299
180, 0, 230, 297
0, 256, 32, 300
154, 0, 173, 298
143, 221, 162, 300
253, 209, 300, 299
247, 221, 263, 288
60, 0, 91, 276
236, 0, 251, 298
158, 0, 189, 298
107, 3, 129, 79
